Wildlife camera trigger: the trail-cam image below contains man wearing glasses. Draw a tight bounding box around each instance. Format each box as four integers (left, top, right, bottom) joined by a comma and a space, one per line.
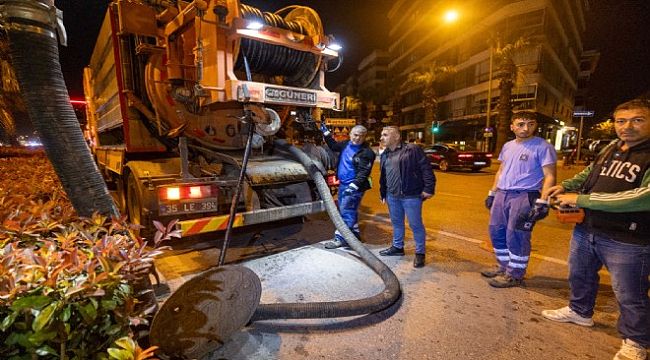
481, 111, 557, 287
542, 99, 650, 360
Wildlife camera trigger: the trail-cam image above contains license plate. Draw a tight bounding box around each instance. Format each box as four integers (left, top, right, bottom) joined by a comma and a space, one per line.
159, 199, 219, 215
474, 161, 487, 165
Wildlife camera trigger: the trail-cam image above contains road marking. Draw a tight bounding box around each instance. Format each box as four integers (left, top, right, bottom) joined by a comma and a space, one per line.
362, 213, 569, 266
435, 192, 473, 199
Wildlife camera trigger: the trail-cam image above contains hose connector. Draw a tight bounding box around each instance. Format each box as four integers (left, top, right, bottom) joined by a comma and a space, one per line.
0, 0, 66, 45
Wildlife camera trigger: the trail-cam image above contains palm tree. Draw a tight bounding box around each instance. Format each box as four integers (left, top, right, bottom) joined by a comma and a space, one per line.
492, 36, 531, 154
402, 62, 455, 144
0, 39, 23, 145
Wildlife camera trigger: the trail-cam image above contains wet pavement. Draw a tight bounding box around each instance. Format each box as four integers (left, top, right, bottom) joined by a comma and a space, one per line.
153, 209, 624, 360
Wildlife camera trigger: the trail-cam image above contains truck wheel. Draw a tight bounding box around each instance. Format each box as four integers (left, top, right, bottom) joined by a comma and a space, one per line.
126, 173, 154, 240
439, 160, 449, 172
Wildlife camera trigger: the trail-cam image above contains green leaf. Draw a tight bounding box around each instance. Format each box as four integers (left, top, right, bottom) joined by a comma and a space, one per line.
107, 348, 133, 360
60, 305, 71, 322
101, 300, 117, 311
32, 301, 59, 332
78, 302, 97, 322
114, 336, 136, 353
6, 331, 31, 347
34, 344, 58, 356
10, 295, 51, 311
28, 330, 57, 345
1, 311, 19, 331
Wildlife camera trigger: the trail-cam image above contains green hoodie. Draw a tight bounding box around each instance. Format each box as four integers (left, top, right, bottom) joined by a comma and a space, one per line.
561, 139, 650, 244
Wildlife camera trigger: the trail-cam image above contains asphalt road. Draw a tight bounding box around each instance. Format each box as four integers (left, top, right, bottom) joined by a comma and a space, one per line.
152, 161, 626, 360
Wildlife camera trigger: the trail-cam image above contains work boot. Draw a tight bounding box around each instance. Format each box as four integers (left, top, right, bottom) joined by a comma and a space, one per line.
413, 253, 425, 268
379, 246, 405, 256
324, 239, 347, 249
541, 306, 594, 327
488, 274, 523, 288
614, 339, 647, 360
480, 266, 505, 278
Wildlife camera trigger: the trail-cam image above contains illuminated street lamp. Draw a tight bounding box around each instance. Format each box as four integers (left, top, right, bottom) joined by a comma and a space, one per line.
443, 9, 459, 23
484, 45, 494, 152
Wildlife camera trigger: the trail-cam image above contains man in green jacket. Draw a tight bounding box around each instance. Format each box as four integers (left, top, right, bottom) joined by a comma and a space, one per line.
542, 99, 650, 360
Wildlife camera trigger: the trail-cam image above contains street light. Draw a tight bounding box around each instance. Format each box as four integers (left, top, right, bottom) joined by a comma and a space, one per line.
484, 45, 494, 152
443, 10, 459, 23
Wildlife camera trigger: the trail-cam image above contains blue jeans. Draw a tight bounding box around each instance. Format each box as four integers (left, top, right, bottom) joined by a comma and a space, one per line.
334, 183, 363, 244
568, 226, 650, 347
387, 194, 426, 254
488, 190, 536, 279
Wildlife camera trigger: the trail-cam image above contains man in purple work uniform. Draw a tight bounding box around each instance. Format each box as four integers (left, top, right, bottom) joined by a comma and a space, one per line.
481, 111, 557, 287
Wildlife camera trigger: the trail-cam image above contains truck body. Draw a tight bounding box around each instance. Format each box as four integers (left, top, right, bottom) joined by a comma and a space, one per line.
83, 0, 340, 238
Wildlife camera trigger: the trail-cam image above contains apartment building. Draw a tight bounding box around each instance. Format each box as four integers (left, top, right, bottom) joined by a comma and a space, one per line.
387, 0, 591, 147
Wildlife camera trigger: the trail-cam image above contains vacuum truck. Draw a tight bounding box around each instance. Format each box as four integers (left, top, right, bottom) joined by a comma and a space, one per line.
83, 0, 341, 238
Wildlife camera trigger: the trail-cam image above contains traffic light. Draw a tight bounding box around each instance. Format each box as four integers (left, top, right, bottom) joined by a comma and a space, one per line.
432, 121, 440, 133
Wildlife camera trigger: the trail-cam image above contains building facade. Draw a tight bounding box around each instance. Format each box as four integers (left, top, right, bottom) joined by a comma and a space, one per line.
387, 0, 591, 148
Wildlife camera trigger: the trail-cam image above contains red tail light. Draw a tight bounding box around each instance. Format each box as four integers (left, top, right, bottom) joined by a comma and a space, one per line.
486, 153, 493, 158
458, 154, 473, 158
159, 184, 219, 201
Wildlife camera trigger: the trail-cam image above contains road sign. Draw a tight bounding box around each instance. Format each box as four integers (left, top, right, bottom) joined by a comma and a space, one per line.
326, 118, 356, 127
573, 110, 594, 117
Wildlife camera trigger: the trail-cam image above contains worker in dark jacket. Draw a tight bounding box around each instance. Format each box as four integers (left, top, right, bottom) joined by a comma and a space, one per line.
320, 124, 376, 249
378, 126, 435, 268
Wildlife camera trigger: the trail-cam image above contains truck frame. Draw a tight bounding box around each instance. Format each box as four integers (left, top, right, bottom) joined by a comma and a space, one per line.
83, 0, 340, 238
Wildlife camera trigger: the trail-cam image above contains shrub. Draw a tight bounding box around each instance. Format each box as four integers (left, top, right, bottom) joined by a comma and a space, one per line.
1, 156, 173, 359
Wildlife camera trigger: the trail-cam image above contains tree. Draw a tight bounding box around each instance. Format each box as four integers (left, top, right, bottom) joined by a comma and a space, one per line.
588, 119, 616, 140
402, 62, 455, 144
343, 95, 362, 120
493, 36, 531, 154
0, 38, 24, 145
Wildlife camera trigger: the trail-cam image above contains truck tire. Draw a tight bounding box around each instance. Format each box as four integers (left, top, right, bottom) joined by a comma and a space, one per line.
126, 172, 154, 240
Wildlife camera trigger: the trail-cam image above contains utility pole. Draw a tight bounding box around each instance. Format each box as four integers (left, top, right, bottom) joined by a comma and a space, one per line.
484, 45, 494, 153
572, 110, 594, 163
576, 115, 584, 162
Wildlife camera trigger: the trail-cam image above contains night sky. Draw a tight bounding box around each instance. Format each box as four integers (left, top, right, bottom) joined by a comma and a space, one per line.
55, 1, 649, 123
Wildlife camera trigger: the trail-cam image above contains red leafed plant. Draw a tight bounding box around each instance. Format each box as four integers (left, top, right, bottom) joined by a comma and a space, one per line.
0, 155, 173, 359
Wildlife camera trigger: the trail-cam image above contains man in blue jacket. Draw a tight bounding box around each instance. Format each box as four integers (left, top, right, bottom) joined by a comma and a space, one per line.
321, 124, 376, 249
378, 126, 435, 268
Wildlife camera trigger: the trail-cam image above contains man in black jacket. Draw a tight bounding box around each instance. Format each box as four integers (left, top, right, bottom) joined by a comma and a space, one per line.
378, 126, 435, 268
320, 124, 376, 249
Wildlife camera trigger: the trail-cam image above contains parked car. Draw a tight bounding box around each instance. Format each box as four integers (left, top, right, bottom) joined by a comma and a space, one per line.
423, 143, 492, 172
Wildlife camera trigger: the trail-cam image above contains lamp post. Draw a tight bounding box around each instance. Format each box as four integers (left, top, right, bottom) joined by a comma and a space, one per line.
484, 45, 494, 153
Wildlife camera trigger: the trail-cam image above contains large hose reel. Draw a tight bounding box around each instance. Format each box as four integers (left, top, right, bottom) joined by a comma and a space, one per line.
236, 4, 325, 88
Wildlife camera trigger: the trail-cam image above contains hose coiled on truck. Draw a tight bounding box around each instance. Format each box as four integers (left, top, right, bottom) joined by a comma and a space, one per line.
236, 4, 320, 86
249, 139, 402, 321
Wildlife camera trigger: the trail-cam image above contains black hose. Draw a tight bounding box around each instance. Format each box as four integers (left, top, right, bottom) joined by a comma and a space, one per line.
218, 118, 255, 266
250, 140, 401, 321
7, 27, 118, 218
236, 4, 318, 86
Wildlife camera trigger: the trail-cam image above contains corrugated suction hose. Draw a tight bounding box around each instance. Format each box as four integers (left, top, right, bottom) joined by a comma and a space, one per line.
249, 140, 402, 321
6, 13, 118, 217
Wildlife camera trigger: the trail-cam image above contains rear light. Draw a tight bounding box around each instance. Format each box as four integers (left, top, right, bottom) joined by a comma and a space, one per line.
486, 154, 493, 158
189, 186, 202, 198
458, 154, 473, 159
166, 187, 181, 200
159, 184, 218, 201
